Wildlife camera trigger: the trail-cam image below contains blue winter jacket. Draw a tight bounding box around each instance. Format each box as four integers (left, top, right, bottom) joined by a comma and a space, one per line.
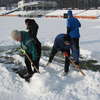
54, 34, 70, 52
67, 10, 81, 38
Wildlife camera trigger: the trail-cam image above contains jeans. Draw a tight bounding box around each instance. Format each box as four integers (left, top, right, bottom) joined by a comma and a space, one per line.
70, 38, 80, 64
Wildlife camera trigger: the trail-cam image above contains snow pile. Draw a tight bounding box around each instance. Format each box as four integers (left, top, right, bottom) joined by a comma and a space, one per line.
1, 9, 100, 18
77, 10, 100, 17
45, 10, 100, 17
80, 49, 92, 59
0, 10, 10, 15
46, 10, 84, 16
0, 55, 100, 100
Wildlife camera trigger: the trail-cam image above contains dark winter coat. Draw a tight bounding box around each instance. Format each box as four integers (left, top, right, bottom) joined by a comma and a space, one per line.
20, 31, 38, 61
54, 34, 71, 52
25, 19, 39, 39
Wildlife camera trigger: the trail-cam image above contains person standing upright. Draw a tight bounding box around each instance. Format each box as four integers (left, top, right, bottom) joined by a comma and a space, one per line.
25, 19, 41, 73
66, 10, 81, 65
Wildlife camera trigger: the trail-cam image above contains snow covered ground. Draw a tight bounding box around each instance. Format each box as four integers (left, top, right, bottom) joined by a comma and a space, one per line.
0, 16, 100, 60
0, 16, 100, 100
0, 56, 100, 100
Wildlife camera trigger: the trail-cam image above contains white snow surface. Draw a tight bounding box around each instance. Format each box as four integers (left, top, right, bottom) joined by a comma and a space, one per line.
0, 16, 100, 60
0, 16, 100, 100
0, 58, 100, 100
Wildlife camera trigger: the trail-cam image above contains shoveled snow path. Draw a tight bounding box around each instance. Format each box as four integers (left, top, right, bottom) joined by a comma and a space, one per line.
0, 56, 100, 100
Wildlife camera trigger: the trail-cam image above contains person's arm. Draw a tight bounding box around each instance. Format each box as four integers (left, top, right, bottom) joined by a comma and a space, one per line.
77, 19, 81, 28
67, 27, 71, 34
48, 46, 57, 63
31, 22, 39, 38
67, 19, 71, 34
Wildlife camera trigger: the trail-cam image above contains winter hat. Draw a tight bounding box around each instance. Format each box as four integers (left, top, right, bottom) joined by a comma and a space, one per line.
67, 10, 73, 17
25, 19, 36, 25
11, 30, 21, 40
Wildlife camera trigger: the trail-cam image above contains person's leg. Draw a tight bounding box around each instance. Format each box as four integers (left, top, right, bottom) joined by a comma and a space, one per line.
25, 55, 33, 74
48, 46, 58, 63
71, 38, 80, 64
75, 38, 80, 64
64, 50, 70, 73
33, 39, 41, 73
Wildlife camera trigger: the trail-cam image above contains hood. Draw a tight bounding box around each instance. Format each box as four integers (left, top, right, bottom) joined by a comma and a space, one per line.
67, 10, 73, 17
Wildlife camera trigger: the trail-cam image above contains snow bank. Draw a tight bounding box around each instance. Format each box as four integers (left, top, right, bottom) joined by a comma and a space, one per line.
46, 10, 84, 16
1, 10, 100, 18
45, 10, 100, 18
0, 57, 100, 100
80, 49, 92, 59
77, 10, 100, 17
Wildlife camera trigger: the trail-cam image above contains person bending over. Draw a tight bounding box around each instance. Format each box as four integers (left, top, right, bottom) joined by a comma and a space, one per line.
47, 34, 71, 75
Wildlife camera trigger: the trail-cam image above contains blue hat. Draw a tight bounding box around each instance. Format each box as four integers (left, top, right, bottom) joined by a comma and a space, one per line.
67, 10, 73, 17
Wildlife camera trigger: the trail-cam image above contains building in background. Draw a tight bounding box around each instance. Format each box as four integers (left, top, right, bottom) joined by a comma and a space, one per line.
58, 0, 100, 9
18, 0, 57, 10
0, 0, 100, 9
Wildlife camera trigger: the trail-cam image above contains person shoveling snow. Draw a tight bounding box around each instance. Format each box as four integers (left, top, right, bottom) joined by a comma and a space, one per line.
47, 34, 71, 76
11, 30, 41, 81
47, 33, 85, 76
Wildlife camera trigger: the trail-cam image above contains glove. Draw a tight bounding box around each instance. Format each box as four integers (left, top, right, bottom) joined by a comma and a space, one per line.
63, 52, 69, 57
19, 48, 26, 56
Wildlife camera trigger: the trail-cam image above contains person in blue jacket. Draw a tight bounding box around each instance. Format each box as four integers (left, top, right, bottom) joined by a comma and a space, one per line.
67, 10, 81, 65
47, 33, 71, 75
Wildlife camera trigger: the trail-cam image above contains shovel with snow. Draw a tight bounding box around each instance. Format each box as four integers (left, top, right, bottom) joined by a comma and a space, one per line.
20, 49, 40, 73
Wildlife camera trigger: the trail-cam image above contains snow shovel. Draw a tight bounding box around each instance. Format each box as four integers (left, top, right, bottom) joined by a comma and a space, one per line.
63, 52, 85, 76
68, 58, 86, 76
20, 49, 40, 73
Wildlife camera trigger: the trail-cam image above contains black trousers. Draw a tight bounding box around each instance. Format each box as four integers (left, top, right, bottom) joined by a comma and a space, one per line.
25, 42, 41, 74
25, 55, 41, 74
64, 50, 70, 73
49, 46, 70, 73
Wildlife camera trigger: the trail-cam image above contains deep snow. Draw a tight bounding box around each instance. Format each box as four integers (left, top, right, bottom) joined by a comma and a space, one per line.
0, 54, 100, 100
0, 16, 100, 100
